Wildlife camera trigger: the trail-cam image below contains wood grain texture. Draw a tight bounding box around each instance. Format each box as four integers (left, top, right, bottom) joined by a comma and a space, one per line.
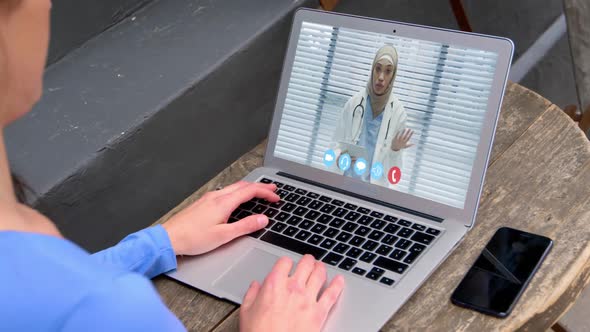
564, 0, 590, 111
153, 84, 590, 331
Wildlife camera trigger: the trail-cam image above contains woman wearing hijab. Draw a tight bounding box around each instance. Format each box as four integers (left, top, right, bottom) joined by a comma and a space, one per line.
329, 44, 413, 187
0, 1, 343, 331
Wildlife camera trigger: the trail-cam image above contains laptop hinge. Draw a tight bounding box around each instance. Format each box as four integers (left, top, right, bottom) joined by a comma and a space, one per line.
277, 172, 444, 223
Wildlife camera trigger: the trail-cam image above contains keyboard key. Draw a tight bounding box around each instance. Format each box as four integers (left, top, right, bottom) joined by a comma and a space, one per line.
357, 207, 371, 214
338, 258, 357, 271
275, 212, 289, 222
411, 232, 435, 245
310, 224, 327, 234
366, 267, 385, 280
260, 178, 272, 184
308, 234, 324, 245
397, 227, 414, 238
299, 219, 314, 230
333, 243, 350, 254
366, 272, 380, 280
323, 227, 339, 238
357, 215, 374, 225
320, 204, 336, 214
344, 203, 358, 210
322, 252, 343, 265
239, 201, 256, 211
293, 207, 309, 217
409, 243, 426, 253
426, 228, 441, 236
344, 211, 361, 221
320, 239, 337, 249
376, 244, 393, 256
354, 226, 371, 237
384, 215, 397, 222
333, 208, 347, 217
276, 189, 290, 198
346, 248, 363, 258
335, 232, 353, 242
286, 216, 302, 226
295, 230, 311, 241
285, 193, 300, 203
411, 224, 427, 232
329, 218, 345, 228
252, 205, 267, 214
296, 197, 312, 206
382, 234, 398, 245
308, 200, 323, 210
283, 185, 296, 191
284, 226, 299, 237
349, 236, 365, 247
270, 201, 285, 209
282, 203, 296, 213
319, 195, 332, 203
397, 219, 412, 227
306, 192, 320, 199
352, 267, 366, 276
332, 199, 345, 206
236, 210, 253, 219
380, 277, 395, 286
370, 219, 386, 229
389, 249, 407, 260
265, 208, 279, 218
261, 231, 327, 260
361, 240, 379, 251
403, 251, 421, 264
342, 222, 358, 233
272, 181, 283, 188
304, 210, 321, 220
360, 252, 377, 263
248, 229, 266, 238
395, 239, 412, 249
316, 214, 333, 224
368, 230, 385, 241
228, 217, 238, 224
384, 223, 400, 234
295, 188, 307, 195
370, 211, 384, 218
271, 222, 287, 232
374, 256, 409, 274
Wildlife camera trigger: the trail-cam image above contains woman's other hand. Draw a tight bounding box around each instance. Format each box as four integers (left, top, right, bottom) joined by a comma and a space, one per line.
391, 128, 414, 151
162, 181, 279, 256
240, 255, 345, 332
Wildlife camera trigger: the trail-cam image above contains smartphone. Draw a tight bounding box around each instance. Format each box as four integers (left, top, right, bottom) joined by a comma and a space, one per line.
450, 227, 552, 317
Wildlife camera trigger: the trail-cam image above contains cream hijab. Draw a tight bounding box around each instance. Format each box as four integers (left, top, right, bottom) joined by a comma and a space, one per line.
366, 45, 399, 115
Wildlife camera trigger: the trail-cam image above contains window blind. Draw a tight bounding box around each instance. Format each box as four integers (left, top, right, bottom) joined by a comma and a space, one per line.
274, 22, 498, 208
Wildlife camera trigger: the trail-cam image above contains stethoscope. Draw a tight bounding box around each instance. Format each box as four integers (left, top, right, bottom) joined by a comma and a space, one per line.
351, 97, 393, 143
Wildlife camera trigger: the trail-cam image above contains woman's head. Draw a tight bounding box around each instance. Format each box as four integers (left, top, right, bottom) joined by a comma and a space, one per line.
0, 0, 51, 126
370, 45, 398, 96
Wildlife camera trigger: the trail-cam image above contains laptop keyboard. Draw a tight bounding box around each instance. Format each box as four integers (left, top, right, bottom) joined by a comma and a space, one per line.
229, 177, 443, 287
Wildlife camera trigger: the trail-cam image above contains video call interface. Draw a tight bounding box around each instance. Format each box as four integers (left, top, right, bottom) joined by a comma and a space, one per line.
273, 22, 499, 209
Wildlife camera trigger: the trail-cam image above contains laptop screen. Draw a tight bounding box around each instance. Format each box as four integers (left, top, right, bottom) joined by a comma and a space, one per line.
272, 21, 499, 209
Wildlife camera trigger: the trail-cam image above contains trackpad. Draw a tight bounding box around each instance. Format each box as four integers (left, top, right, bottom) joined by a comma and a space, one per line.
213, 248, 281, 302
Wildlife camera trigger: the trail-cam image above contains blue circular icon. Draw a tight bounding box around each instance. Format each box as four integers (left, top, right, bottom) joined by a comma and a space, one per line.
371, 162, 384, 180
354, 158, 368, 176
323, 149, 336, 167
338, 153, 352, 171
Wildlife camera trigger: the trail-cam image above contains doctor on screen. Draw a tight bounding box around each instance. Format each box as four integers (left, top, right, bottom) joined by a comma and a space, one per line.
326, 44, 414, 187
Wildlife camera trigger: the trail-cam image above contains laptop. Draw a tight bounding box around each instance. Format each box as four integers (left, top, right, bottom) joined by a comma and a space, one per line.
168, 8, 513, 331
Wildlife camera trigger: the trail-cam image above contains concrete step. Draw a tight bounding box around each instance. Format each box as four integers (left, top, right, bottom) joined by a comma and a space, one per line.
7, 0, 316, 252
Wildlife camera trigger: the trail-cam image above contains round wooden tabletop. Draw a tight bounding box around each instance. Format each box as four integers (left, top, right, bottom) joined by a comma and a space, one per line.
153, 82, 590, 331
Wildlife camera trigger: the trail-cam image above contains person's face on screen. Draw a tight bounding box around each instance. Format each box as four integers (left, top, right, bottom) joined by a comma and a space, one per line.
372, 60, 394, 96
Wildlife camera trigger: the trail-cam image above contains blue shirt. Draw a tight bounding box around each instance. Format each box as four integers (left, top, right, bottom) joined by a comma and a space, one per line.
0, 225, 186, 331
345, 96, 383, 181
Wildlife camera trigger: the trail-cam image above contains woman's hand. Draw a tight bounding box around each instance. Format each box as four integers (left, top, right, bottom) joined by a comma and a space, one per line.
391, 128, 414, 151
240, 255, 345, 332
162, 181, 279, 256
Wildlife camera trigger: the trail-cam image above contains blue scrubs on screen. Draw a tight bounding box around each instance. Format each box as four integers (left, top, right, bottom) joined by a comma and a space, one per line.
345, 96, 384, 181
0, 225, 186, 331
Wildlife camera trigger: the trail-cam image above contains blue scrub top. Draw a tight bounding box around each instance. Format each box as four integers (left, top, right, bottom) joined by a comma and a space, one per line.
0, 225, 186, 331
345, 95, 383, 181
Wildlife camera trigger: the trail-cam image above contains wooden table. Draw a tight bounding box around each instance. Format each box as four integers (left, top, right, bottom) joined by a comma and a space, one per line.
152, 83, 590, 331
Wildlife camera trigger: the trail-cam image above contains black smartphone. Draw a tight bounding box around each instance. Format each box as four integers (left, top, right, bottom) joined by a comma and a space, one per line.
450, 227, 552, 317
